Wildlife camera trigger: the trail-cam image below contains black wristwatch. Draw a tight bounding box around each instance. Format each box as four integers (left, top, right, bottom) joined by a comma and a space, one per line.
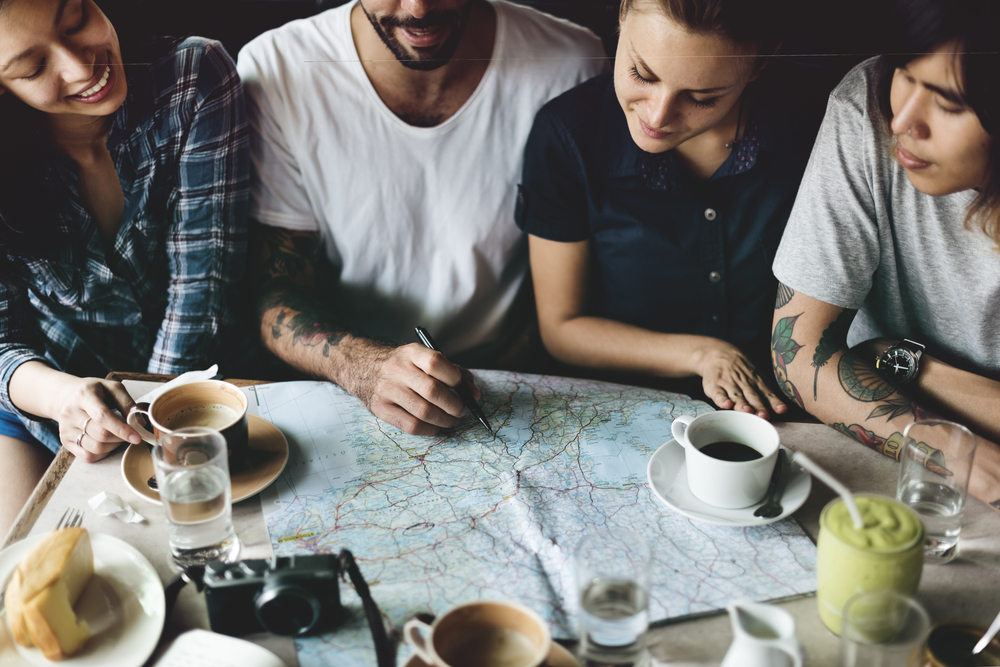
875, 339, 925, 384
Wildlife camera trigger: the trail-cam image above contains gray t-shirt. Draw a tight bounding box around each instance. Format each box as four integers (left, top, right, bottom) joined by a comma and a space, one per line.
773, 58, 1000, 379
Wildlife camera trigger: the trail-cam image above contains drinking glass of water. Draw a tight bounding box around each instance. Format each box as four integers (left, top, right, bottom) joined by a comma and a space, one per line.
896, 419, 978, 564
839, 590, 929, 667
574, 526, 651, 666
153, 426, 240, 568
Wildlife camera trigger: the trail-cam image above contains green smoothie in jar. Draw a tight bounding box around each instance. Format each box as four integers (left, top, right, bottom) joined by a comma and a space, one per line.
816, 495, 925, 635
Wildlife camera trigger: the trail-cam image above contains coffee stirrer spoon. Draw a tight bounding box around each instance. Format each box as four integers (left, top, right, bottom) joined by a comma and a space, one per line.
753, 449, 788, 519
973, 609, 1000, 655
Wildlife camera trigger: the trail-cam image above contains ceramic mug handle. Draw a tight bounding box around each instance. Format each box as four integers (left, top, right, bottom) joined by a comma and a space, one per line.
403, 618, 438, 666
671, 415, 696, 447
126, 403, 157, 445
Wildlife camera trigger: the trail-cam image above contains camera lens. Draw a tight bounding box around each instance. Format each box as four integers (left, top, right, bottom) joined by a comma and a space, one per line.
254, 576, 323, 636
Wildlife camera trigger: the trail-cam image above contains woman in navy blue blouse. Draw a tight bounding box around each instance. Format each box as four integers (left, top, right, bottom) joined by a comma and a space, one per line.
0, 0, 251, 534
518, 0, 824, 416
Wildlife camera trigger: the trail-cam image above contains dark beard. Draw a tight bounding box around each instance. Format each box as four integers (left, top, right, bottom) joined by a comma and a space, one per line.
361, 3, 472, 71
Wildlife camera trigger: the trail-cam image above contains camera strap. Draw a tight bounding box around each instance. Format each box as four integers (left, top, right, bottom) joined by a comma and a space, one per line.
338, 549, 394, 667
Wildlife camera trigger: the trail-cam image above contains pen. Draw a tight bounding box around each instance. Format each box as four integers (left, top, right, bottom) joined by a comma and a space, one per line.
414, 326, 493, 435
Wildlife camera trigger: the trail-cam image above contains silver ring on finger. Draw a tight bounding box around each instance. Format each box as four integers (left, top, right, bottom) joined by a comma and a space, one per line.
76, 417, 92, 448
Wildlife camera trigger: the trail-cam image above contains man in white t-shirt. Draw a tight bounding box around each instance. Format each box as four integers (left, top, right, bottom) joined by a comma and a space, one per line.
237, 0, 606, 435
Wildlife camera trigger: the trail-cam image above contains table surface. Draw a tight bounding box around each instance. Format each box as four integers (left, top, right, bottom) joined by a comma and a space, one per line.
4, 374, 999, 667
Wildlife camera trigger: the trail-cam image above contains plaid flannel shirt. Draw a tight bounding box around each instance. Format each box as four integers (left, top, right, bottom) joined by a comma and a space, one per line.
0, 38, 250, 452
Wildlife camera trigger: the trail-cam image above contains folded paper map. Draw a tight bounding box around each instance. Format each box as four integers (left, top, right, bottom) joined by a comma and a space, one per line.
250, 372, 818, 667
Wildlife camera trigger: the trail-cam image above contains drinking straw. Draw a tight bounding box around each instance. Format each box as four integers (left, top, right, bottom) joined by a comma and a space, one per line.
792, 452, 864, 529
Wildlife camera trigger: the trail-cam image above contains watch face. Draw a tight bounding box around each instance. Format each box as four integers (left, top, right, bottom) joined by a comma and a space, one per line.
881, 348, 917, 381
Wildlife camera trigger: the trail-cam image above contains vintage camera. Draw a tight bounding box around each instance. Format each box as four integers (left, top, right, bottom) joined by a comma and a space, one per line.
202, 555, 344, 637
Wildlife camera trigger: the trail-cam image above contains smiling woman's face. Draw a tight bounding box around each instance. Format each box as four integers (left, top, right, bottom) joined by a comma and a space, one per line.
0, 0, 126, 122
614, 4, 753, 154
889, 44, 993, 197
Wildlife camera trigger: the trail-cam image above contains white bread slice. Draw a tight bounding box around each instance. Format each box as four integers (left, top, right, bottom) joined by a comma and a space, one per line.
5, 566, 31, 647
8, 528, 94, 660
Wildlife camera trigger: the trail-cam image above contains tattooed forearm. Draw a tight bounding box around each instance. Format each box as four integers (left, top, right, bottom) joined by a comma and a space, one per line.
771, 314, 805, 409
775, 283, 794, 310
838, 353, 894, 402
257, 279, 348, 357
866, 397, 938, 421
832, 423, 951, 475
811, 309, 854, 400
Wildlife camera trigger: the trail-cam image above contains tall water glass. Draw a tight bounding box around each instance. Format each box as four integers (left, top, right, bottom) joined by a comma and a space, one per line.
896, 419, 977, 564
839, 590, 929, 667
575, 526, 651, 666
153, 426, 240, 567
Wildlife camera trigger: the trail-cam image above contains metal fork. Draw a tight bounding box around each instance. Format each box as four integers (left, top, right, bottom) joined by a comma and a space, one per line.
54, 508, 84, 531
0, 509, 84, 614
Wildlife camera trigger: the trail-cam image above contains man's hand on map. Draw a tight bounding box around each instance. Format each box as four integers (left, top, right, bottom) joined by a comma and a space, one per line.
344, 341, 481, 435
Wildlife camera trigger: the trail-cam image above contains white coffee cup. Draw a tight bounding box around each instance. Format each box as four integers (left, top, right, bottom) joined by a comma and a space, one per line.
670, 412, 780, 509
403, 600, 551, 667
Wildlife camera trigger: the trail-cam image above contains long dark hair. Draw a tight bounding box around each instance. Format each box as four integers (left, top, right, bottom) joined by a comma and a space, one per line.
873, 0, 1000, 243
0, 0, 183, 285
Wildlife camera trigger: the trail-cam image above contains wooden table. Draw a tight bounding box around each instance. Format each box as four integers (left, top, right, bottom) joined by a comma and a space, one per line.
4, 374, 1000, 666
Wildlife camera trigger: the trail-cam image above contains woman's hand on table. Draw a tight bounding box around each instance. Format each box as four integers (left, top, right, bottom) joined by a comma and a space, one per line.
51, 377, 141, 462
694, 341, 788, 419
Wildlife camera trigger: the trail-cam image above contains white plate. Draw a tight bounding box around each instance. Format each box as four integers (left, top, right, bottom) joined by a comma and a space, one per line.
646, 440, 811, 527
0, 533, 165, 667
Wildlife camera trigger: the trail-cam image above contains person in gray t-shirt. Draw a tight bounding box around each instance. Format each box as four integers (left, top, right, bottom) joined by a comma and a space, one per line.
770, 0, 1000, 511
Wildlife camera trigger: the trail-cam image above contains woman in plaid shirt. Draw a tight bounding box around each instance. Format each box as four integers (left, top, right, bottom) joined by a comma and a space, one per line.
0, 0, 252, 535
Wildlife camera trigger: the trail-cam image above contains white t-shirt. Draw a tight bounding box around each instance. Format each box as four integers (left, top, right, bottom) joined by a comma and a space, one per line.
237, 1, 606, 357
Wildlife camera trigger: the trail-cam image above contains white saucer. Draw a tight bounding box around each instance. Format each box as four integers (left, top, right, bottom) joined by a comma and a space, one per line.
646, 440, 810, 527
0, 533, 165, 667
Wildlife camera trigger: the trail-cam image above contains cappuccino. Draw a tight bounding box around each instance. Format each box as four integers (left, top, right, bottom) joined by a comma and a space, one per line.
440, 627, 540, 667
164, 404, 239, 431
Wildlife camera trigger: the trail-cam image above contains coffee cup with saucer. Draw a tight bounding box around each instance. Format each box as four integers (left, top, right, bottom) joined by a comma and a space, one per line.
646, 439, 811, 527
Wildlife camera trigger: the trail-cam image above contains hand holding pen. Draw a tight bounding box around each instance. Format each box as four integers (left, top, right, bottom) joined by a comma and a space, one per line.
350, 338, 482, 436
415, 327, 494, 435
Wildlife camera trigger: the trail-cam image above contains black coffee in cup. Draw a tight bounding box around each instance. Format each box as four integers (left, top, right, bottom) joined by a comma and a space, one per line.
699, 441, 763, 462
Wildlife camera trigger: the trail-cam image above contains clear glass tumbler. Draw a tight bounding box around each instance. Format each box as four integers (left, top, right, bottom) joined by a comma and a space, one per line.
575, 526, 652, 666
839, 590, 929, 667
896, 419, 978, 564
153, 426, 240, 568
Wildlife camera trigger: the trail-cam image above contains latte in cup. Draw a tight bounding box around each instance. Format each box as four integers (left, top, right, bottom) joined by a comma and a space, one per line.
127, 380, 250, 460
440, 627, 540, 667
403, 600, 551, 667
163, 404, 240, 431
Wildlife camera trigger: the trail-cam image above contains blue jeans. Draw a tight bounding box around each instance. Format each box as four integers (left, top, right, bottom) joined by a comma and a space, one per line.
0, 409, 36, 444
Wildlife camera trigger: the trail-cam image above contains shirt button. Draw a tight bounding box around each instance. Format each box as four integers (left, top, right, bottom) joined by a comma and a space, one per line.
712, 315, 720, 322
709, 271, 722, 283
704, 208, 717, 221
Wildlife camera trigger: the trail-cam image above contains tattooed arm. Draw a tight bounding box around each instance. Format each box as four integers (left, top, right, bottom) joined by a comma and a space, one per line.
772, 284, 1000, 510
251, 223, 478, 435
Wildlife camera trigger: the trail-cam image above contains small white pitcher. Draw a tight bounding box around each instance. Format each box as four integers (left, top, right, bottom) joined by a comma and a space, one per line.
720, 601, 803, 667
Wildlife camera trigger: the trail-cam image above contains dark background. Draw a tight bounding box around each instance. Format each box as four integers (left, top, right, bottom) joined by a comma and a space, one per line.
99, 0, 895, 79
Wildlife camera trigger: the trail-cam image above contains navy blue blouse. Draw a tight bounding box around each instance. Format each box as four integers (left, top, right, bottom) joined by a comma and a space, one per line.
516, 71, 823, 370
